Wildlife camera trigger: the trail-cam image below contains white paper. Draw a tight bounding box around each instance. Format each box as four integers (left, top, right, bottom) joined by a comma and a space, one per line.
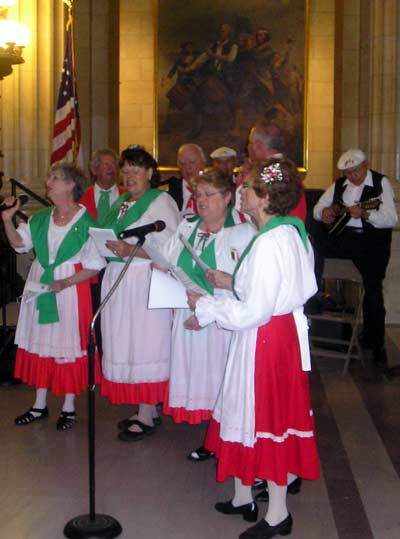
148, 267, 209, 309
179, 233, 210, 271
169, 266, 208, 296
142, 243, 173, 271
89, 227, 118, 257
148, 268, 189, 308
22, 281, 50, 303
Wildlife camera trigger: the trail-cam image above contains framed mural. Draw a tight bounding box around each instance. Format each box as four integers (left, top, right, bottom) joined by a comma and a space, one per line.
156, 0, 308, 170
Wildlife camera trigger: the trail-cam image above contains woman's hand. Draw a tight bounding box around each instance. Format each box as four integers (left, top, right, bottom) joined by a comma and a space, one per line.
106, 239, 133, 258
49, 278, 71, 292
187, 290, 202, 311
205, 269, 233, 290
184, 314, 202, 331
0, 196, 20, 222
49, 269, 98, 292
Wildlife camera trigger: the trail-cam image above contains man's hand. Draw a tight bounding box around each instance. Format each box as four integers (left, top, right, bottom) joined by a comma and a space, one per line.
321, 206, 338, 225
348, 204, 367, 219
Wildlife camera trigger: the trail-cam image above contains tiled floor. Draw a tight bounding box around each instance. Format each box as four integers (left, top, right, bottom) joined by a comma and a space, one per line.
0, 331, 399, 539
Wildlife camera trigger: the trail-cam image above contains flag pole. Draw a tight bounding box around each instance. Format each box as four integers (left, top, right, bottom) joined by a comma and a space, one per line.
62, 1, 122, 537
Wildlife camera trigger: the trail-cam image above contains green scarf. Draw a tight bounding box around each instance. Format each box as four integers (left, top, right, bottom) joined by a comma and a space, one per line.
187, 206, 236, 228
232, 216, 309, 298
178, 208, 239, 294
177, 221, 218, 295
29, 207, 95, 324
102, 189, 162, 262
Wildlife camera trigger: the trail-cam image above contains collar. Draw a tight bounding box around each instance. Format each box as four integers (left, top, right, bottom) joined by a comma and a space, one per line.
94, 182, 119, 195
343, 169, 373, 188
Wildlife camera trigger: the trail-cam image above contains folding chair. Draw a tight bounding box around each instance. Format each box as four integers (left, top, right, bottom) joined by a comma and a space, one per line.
308, 258, 365, 375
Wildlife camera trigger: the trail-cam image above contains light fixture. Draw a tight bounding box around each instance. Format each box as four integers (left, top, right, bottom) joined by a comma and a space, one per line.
0, 1, 30, 79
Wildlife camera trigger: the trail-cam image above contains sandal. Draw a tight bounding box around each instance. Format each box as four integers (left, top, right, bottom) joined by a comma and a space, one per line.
56, 411, 76, 431
117, 414, 161, 431
118, 420, 156, 442
187, 445, 215, 462
15, 407, 49, 426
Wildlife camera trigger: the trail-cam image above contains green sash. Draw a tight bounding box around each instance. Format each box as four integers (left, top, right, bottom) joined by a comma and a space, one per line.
177, 221, 217, 295
187, 207, 236, 228
102, 189, 163, 262
29, 208, 95, 324
232, 216, 309, 298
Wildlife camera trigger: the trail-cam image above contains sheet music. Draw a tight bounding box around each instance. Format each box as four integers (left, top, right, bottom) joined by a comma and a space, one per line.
22, 281, 50, 303
148, 268, 189, 308
89, 227, 118, 257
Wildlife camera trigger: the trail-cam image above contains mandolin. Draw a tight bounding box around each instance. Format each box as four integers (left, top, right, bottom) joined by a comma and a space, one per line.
327, 197, 381, 236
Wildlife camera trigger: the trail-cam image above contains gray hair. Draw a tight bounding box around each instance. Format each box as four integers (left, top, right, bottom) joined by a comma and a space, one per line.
89, 148, 119, 176
49, 162, 88, 202
177, 143, 207, 165
252, 122, 285, 153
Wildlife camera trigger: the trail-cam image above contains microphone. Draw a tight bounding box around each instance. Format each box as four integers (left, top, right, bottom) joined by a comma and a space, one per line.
0, 195, 29, 212
118, 220, 166, 239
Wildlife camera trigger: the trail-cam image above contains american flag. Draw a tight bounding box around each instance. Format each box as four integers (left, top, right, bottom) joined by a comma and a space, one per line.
50, 9, 82, 165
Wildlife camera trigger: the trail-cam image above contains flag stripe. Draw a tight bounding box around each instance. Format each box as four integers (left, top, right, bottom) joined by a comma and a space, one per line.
50, 12, 81, 165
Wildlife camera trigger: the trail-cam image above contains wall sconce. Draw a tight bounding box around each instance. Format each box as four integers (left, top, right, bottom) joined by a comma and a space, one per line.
0, 0, 30, 79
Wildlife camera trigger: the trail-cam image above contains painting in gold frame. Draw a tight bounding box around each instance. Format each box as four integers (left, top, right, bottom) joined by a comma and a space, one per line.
155, 0, 308, 170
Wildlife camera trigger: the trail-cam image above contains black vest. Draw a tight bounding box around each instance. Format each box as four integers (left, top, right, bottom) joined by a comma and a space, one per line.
332, 169, 392, 241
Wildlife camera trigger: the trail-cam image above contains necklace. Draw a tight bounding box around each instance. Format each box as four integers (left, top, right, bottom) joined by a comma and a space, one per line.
54, 205, 80, 222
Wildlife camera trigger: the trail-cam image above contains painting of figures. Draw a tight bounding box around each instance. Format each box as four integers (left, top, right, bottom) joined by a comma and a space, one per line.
156, 0, 307, 168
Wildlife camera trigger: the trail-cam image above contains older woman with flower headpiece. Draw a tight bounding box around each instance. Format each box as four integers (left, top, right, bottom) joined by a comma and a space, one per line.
161, 167, 255, 461
100, 145, 180, 441
188, 158, 319, 539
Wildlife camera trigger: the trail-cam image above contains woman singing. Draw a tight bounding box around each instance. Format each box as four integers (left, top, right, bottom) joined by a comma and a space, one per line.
100, 145, 180, 441
1, 163, 105, 430
162, 168, 254, 460
188, 158, 319, 538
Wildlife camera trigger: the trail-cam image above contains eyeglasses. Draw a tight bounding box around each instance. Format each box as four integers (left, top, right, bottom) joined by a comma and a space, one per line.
241, 182, 254, 190
192, 190, 226, 201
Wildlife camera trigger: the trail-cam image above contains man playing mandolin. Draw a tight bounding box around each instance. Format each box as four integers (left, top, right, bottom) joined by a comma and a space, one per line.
312, 148, 398, 368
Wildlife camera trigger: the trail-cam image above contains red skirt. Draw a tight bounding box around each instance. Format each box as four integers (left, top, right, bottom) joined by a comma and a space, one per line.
163, 385, 212, 424
205, 313, 319, 486
100, 378, 167, 405
14, 264, 100, 397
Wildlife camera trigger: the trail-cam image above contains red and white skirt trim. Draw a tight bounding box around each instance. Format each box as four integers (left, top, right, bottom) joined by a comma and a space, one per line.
15, 349, 100, 396
205, 313, 319, 486
162, 384, 212, 424
100, 378, 167, 405
14, 264, 100, 396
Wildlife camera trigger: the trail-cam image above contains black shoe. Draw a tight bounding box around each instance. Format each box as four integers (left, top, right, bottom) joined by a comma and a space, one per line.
252, 479, 268, 490
215, 500, 258, 522
239, 514, 293, 538
118, 420, 156, 442
117, 415, 161, 430
15, 406, 49, 426
254, 477, 302, 503
187, 445, 215, 462
56, 411, 76, 431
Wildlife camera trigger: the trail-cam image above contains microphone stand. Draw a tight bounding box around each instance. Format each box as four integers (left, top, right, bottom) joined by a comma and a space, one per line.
64, 236, 146, 539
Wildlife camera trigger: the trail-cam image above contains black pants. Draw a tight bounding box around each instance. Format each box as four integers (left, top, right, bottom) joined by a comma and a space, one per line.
313, 227, 391, 352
